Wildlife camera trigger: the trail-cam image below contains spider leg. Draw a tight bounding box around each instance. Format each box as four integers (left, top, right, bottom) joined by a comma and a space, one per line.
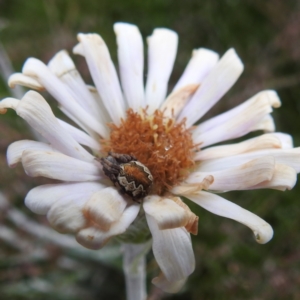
109, 152, 136, 163
100, 158, 121, 173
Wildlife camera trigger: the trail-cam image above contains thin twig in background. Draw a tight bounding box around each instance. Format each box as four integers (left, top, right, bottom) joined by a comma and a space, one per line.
0, 42, 24, 99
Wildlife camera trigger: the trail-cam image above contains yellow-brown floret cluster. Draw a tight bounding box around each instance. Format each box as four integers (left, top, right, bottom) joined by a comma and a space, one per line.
102, 109, 196, 195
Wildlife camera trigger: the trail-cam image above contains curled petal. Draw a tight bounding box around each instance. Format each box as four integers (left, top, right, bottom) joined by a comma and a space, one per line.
0, 97, 19, 113
189, 157, 275, 192
25, 182, 105, 215
171, 197, 199, 235
171, 175, 214, 195
114, 22, 145, 110
178, 48, 244, 128
7, 140, 57, 167
47, 197, 87, 233
143, 195, 189, 230
272, 133, 293, 149
146, 215, 195, 281
152, 273, 186, 294
76, 226, 109, 250
83, 187, 127, 231
195, 133, 283, 161
76, 33, 126, 124
199, 148, 300, 173
8, 73, 44, 90
22, 150, 101, 181
195, 89, 280, 134
173, 48, 219, 92
186, 191, 274, 244
249, 164, 297, 191
146, 28, 178, 112
77, 203, 140, 249
250, 114, 275, 132
193, 90, 280, 147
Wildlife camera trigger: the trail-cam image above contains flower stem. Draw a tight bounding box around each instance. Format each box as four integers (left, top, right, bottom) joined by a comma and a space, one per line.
123, 242, 151, 300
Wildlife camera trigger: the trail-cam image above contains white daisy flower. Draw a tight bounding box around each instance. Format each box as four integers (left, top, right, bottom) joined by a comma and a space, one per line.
1, 22, 299, 293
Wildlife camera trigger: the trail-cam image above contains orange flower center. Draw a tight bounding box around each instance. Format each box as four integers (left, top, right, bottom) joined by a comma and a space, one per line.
101, 109, 196, 195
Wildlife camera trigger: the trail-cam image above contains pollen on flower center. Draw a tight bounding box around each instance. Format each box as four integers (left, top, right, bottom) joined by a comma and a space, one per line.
101, 109, 196, 195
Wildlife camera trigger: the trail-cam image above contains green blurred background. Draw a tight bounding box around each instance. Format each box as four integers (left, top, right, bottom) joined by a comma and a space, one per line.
1, 0, 300, 299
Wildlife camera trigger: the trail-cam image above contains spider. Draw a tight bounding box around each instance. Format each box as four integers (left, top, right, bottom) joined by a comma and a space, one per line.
100, 152, 153, 202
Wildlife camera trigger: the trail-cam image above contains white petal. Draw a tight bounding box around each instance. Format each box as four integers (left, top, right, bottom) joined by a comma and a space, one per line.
22, 150, 101, 181
194, 133, 283, 161
249, 164, 297, 191
109, 203, 140, 234
7, 140, 56, 167
22, 58, 107, 138
272, 133, 293, 149
114, 22, 145, 111
143, 195, 188, 229
171, 175, 214, 196
76, 33, 126, 124
0, 97, 19, 112
59, 106, 98, 141
145, 29, 178, 112
76, 203, 140, 249
193, 90, 279, 147
160, 84, 199, 119
186, 191, 273, 244
195, 90, 279, 133
146, 214, 195, 281
25, 182, 105, 215
250, 114, 275, 132
178, 49, 244, 128
8, 73, 44, 90
187, 156, 275, 192
73, 42, 84, 56
14, 91, 94, 162
83, 187, 127, 231
199, 148, 300, 172
87, 85, 112, 124
48, 50, 110, 134
57, 119, 100, 151
47, 50, 75, 77
152, 273, 186, 293
47, 194, 92, 233
173, 48, 219, 92
76, 226, 109, 250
